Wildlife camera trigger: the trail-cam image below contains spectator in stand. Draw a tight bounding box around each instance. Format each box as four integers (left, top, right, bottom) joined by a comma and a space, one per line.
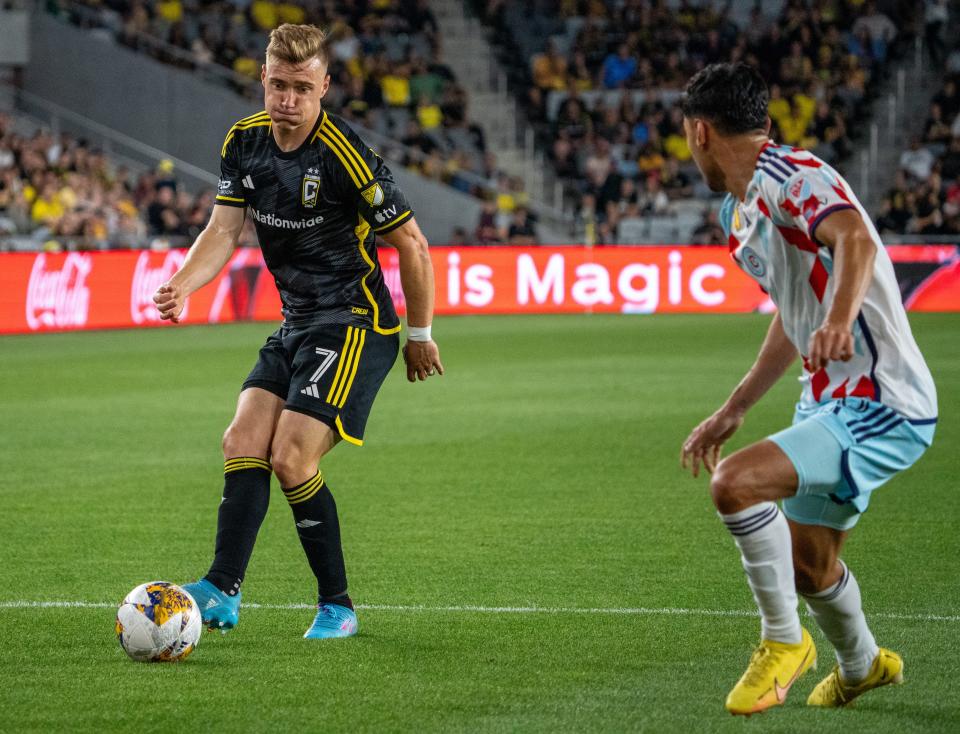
778, 97, 815, 147
410, 56, 445, 105
639, 175, 670, 217
604, 176, 639, 233
661, 157, 693, 199
940, 136, 960, 182
811, 101, 850, 163
780, 41, 814, 88
554, 92, 592, 143
530, 39, 569, 113
30, 181, 65, 227
853, 1, 897, 62
691, 209, 726, 245
146, 185, 179, 236
507, 207, 538, 245
602, 44, 637, 89
155, 158, 177, 192
475, 199, 501, 244
923, 103, 953, 151
900, 137, 936, 181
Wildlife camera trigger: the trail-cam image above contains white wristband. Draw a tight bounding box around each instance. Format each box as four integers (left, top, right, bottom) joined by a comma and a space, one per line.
407, 324, 432, 342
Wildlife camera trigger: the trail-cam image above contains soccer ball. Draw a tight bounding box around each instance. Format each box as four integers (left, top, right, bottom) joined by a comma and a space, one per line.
115, 581, 201, 662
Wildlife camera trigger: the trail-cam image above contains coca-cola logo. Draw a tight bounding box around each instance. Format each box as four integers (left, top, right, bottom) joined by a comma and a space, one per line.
131, 251, 187, 324
26, 253, 92, 330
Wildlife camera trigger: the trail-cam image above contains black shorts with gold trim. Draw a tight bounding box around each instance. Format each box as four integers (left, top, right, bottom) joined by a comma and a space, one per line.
242, 323, 400, 446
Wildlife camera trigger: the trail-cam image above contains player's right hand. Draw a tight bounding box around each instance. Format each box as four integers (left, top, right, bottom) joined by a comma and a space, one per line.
680, 407, 744, 479
153, 281, 185, 323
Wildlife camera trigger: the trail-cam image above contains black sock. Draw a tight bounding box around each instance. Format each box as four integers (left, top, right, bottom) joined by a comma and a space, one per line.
281, 471, 349, 603
320, 591, 353, 611
205, 457, 271, 596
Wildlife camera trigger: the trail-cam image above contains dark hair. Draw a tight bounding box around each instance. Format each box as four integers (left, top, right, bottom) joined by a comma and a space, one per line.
680, 63, 769, 135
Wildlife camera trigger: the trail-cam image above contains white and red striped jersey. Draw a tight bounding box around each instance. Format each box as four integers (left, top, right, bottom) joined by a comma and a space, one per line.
719, 141, 937, 421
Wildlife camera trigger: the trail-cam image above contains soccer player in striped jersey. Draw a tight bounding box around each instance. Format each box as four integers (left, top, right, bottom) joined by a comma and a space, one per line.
678, 63, 937, 714
153, 24, 443, 640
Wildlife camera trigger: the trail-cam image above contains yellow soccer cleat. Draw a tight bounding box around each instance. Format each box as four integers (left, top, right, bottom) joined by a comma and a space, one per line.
725, 627, 817, 715
807, 648, 903, 708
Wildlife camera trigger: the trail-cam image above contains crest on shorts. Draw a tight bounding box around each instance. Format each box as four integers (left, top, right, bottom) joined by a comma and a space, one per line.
361, 182, 384, 207
302, 169, 322, 208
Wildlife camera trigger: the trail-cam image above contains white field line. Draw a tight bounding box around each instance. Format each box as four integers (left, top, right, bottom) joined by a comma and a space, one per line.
0, 600, 958, 623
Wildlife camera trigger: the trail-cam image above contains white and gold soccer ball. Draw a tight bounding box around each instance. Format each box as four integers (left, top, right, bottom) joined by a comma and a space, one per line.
115, 581, 201, 662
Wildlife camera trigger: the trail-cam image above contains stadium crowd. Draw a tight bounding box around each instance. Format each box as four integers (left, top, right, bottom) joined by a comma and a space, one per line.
879, 71, 960, 236
476, 0, 917, 244
0, 113, 252, 250
60, 0, 517, 206
14, 1, 958, 245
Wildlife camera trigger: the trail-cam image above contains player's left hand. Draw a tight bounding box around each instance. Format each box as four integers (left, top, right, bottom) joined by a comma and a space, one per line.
808, 321, 854, 371
402, 340, 444, 382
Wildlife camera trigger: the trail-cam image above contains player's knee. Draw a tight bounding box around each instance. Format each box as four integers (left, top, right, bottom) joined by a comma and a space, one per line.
270, 442, 314, 487
710, 458, 751, 514
222, 422, 250, 459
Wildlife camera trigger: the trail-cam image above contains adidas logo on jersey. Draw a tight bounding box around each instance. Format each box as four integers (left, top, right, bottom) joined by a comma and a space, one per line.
300, 383, 320, 399
242, 175, 255, 189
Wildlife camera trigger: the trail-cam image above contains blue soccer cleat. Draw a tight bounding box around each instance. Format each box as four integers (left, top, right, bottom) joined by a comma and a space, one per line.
303, 603, 358, 639
182, 579, 241, 633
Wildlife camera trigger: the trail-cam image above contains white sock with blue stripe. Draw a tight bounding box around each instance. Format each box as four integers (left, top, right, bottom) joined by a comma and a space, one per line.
802, 562, 879, 684
721, 501, 802, 644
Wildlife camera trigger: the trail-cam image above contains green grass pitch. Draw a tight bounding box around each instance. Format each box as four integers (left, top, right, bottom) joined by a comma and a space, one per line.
1, 313, 958, 732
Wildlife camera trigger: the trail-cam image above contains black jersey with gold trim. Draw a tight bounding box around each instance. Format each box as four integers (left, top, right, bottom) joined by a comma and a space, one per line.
215, 109, 412, 333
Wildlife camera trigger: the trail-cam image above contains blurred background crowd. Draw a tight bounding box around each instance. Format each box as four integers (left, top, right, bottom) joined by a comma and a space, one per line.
1, 0, 956, 250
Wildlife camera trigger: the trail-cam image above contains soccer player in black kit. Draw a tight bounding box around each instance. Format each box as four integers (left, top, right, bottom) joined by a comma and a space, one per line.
152, 24, 443, 639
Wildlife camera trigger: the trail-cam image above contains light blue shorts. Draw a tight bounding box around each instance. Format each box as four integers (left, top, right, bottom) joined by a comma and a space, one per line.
770, 398, 936, 531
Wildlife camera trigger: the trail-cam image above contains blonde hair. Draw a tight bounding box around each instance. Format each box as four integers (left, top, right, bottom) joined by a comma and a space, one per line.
266, 24, 330, 66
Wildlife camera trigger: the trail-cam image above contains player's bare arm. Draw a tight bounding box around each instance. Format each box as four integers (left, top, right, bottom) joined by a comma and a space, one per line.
380, 217, 444, 382
807, 208, 877, 371
152, 205, 246, 322
681, 313, 797, 477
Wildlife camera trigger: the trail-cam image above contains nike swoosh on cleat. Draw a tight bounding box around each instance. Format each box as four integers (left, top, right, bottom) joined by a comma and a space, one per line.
774, 679, 789, 703
774, 648, 814, 702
